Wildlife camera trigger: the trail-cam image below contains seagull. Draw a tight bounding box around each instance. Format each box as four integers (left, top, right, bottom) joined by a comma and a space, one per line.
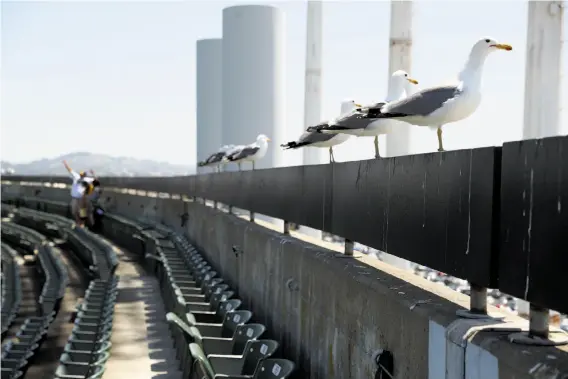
198, 145, 235, 172
356, 37, 512, 152
281, 99, 362, 163
222, 144, 247, 170
225, 134, 271, 170
307, 70, 419, 158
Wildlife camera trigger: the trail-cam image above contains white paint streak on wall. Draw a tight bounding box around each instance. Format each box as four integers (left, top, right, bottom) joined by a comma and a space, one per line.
428, 321, 446, 379
465, 343, 499, 379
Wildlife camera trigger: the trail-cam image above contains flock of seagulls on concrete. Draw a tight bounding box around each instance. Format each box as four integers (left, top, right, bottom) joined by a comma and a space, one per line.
198, 37, 512, 171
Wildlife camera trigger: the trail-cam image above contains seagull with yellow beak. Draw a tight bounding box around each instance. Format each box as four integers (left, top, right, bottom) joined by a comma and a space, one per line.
356, 37, 513, 152
307, 70, 419, 158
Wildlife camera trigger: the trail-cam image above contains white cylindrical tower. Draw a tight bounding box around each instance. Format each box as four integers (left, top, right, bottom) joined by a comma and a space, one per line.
221, 5, 286, 172
196, 38, 223, 170
385, 1, 413, 157
522, 1, 563, 139
302, 0, 324, 166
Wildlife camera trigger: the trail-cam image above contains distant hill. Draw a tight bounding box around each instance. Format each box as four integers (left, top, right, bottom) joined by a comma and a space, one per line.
1, 152, 194, 177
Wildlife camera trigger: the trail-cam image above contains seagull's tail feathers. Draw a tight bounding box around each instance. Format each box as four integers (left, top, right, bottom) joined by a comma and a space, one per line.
281, 141, 309, 150
355, 102, 408, 118
306, 123, 331, 133
197, 161, 207, 167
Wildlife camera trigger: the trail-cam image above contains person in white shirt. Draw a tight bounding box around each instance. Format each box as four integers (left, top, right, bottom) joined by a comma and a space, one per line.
63, 160, 94, 225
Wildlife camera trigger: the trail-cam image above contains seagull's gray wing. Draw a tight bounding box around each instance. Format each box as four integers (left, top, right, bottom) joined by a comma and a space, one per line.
380, 85, 461, 117
206, 152, 226, 164
281, 131, 336, 149
298, 131, 336, 144
230, 146, 260, 161
365, 101, 388, 112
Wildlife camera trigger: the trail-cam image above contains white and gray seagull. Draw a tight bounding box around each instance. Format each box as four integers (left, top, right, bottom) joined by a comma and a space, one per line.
224, 134, 271, 170
198, 145, 235, 172
354, 37, 512, 152
307, 70, 419, 158
280, 99, 362, 163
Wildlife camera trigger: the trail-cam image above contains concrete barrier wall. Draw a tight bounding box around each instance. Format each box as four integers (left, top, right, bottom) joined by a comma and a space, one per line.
3, 183, 567, 379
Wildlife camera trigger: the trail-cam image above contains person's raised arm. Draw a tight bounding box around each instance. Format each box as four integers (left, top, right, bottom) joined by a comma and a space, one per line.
63, 160, 80, 180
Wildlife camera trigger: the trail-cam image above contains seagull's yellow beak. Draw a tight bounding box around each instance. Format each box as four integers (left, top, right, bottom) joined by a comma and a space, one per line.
407, 77, 419, 85
354, 103, 363, 108
266, 137, 271, 142
491, 43, 512, 51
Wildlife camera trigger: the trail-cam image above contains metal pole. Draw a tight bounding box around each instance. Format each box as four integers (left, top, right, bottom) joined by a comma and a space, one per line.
456, 283, 494, 319
283, 221, 290, 235
529, 304, 550, 339
344, 239, 354, 256
385, 0, 413, 157
469, 284, 487, 314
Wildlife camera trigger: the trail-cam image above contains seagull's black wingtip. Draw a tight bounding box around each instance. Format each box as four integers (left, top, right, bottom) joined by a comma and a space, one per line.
281, 142, 296, 149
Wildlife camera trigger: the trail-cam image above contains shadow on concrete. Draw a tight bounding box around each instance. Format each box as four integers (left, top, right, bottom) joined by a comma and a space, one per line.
103, 244, 182, 379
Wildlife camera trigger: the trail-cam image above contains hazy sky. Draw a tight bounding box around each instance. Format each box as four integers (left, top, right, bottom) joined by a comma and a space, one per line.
1, 1, 566, 165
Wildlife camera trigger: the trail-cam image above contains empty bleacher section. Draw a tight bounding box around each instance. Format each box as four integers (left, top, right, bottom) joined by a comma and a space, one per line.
0, 205, 119, 379
54, 277, 118, 379
101, 216, 297, 378
1, 244, 22, 339
0, 221, 67, 316
0, 221, 67, 379
2, 198, 296, 379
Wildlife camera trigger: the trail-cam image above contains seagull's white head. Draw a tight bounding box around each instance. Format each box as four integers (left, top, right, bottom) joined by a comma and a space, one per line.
340, 99, 362, 114
391, 70, 419, 95
471, 37, 512, 58
256, 134, 271, 143
391, 70, 419, 86
386, 70, 419, 101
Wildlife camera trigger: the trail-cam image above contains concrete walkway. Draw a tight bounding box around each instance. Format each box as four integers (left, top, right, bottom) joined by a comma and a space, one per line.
103, 247, 182, 379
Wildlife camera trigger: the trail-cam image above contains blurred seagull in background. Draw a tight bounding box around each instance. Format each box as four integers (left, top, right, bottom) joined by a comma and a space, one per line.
281, 99, 362, 163
225, 134, 271, 170
355, 37, 513, 152
307, 70, 419, 159
198, 145, 235, 172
